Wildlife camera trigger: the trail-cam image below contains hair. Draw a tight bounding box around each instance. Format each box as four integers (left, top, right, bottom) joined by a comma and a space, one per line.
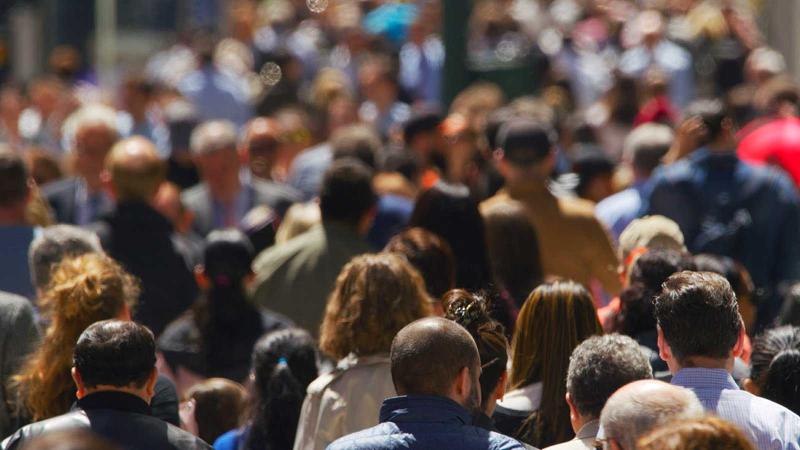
654, 271, 742, 363
444, 290, 508, 411
14, 253, 139, 420
318, 159, 377, 225
105, 137, 166, 202
61, 103, 120, 151
245, 328, 318, 450
623, 123, 673, 175
692, 254, 754, 301
483, 200, 542, 305
19, 429, 120, 450
330, 124, 382, 169
275, 202, 321, 244
73, 320, 156, 389
185, 378, 247, 444
0, 148, 29, 208
403, 110, 443, 145
28, 225, 101, 291
409, 182, 493, 292
683, 99, 729, 143
391, 317, 480, 396
190, 120, 238, 156
384, 228, 456, 299
601, 382, 705, 450
749, 326, 800, 415
496, 119, 555, 167
24, 148, 63, 186
510, 280, 602, 447
320, 253, 431, 359
566, 334, 653, 419
638, 417, 755, 450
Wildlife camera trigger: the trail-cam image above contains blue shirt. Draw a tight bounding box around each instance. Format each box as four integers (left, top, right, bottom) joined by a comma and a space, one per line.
178, 66, 252, 128
595, 181, 648, 241
672, 368, 800, 450
213, 428, 245, 450
0, 226, 38, 299
618, 40, 694, 109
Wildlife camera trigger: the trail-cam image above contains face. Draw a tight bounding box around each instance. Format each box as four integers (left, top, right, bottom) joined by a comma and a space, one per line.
194, 148, 240, 196
74, 124, 117, 181
244, 133, 279, 180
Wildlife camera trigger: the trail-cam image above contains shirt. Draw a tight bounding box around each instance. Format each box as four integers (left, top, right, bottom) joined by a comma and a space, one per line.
672, 368, 800, 450
595, 182, 648, 242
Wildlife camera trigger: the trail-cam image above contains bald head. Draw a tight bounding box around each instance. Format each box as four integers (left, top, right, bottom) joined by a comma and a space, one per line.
600, 380, 704, 450
105, 137, 166, 203
240, 117, 280, 180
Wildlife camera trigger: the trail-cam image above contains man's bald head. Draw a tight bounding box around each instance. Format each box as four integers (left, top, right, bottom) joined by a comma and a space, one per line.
105, 136, 166, 203
600, 380, 704, 450
391, 317, 480, 398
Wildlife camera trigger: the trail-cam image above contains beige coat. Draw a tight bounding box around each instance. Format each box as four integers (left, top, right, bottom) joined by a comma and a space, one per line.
293, 354, 395, 450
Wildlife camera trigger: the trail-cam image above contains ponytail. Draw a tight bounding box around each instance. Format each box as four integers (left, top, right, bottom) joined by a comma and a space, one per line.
763, 349, 800, 414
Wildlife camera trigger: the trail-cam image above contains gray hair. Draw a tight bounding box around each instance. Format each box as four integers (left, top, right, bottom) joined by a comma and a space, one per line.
61, 103, 120, 151
600, 380, 704, 450
29, 225, 102, 290
190, 120, 238, 156
622, 123, 673, 175
567, 334, 653, 419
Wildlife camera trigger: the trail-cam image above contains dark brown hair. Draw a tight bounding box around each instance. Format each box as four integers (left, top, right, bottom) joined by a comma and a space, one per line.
385, 227, 456, 299
186, 378, 247, 444
638, 417, 755, 450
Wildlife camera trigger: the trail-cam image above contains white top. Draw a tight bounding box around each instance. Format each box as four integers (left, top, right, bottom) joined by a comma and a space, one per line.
496, 382, 544, 412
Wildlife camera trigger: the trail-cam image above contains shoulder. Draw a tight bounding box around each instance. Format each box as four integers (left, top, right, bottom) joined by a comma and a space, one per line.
326, 423, 402, 450
544, 438, 591, 450
486, 430, 528, 450
253, 227, 321, 270
4, 411, 90, 448
251, 179, 302, 202
557, 195, 597, 217
181, 184, 209, 204
0, 292, 33, 320
213, 428, 244, 450
165, 421, 213, 450
41, 177, 78, 198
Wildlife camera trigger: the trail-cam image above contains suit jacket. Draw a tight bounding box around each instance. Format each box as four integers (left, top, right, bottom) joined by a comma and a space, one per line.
42, 177, 113, 225
543, 420, 599, 450
0, 292, 39, 439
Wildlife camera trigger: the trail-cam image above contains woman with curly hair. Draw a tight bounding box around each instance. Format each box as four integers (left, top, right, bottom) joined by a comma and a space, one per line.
292, 253, 432, 450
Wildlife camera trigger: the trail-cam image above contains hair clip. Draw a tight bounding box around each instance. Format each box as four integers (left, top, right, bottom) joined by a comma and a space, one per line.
277, 357, 289, 366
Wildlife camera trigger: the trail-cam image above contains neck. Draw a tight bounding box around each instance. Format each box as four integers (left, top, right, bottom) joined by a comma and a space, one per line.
81, 386, 150, 404
675, 356, 734, 373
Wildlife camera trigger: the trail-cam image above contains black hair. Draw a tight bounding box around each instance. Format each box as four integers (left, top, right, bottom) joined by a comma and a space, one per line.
0, 149, 29, 208
693, 254, 753, 299
403, 109, 443, 145
245, 328, 318, 450
319, 159, 377, 225
73, 320, 156, 389
684, 99, 729, 143
570, 144, 614, 200
750, 326, 800, 415
385, 227, 456, 299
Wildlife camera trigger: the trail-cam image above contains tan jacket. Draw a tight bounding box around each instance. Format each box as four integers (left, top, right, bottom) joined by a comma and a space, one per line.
482, 183, 621, 295
293, 354, 395, 450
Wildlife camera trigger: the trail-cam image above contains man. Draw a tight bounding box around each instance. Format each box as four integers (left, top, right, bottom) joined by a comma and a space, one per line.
252, 159, 375, 334
327, 317, 525, 450
646, 100, 800, 328
481, 119, 621, 295
655, 271, 800, 449
545, 334, 653, 450
43, 104, 118, 225
599, 380, 704, 450
2, 320, 210, 449
0, 149, 37, 299
90, 137, 197, 336
28, 224, 101, 295
182, 120, 300, 237
239, 117, 282, 182
0, 290, 39, 439
596, 124, 673, 240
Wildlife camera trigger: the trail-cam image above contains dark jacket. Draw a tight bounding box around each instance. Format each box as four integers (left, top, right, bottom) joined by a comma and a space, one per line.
89, 201, 198, 336
326, 395, 526, 450
0, 292, 39, 439
2, 391, 210, 450
43, 177, 113, 225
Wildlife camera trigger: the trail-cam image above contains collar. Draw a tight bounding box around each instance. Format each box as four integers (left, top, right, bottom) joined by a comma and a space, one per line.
379, 395, 472, 425
576, 419, 600, 440
671, 368, 739, 391
337, 353, 390, 371
76, 391, 152, 416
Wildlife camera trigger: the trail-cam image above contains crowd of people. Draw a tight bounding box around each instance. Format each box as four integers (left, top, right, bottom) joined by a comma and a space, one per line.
1, 0, 800, 449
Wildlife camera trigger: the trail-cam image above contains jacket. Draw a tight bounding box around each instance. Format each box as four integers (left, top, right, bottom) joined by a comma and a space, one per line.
294, 354, 396, 450
326, 395, 526, 450
2, 391, 210, 450
542, 420, 599, 450
0, 292, 39, 439
42, 177, 113, 225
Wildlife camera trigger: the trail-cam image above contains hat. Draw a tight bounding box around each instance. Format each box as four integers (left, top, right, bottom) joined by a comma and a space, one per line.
618, 215, 686, 263
497, 119, 554, 166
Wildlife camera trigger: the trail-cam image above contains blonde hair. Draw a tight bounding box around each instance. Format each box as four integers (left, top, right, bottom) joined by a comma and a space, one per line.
106, 137, 166, 202
14, 253, 139, 420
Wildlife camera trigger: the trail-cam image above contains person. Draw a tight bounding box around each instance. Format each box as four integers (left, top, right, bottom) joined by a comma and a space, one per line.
0, 291, 39, 439
89, 137, 198, 336
43, 104, 117, 225
17, 429, 120, 450
595, 123, 673, 240
569, 145, 615, 204
0, 149, 37, 299
3, 320, 211, 450
180, 379, 246, 445
251, 159, 376, 334
495, 281, 603, 448
181, 120, 300, 237
384, 227, 456, 304
158, 230, 291, 393
544, 334, 653, 450
443, 290, 509, 430
215, 328, 319, 450
293, 253, 432, 450
744, 326, 800, 415
639, 417, 756, 450
275, 202, 321, 244
646, 100, 800, 329
239, 117, 282, 182
481, 119, 620, 296
598, 380, 705, 450
692, 254, 758, 338
655, 271, 800, 449
27, 224, 101, 295
326, 317, 526, 450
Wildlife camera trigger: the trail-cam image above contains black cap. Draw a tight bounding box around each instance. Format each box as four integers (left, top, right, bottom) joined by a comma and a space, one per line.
403, 107, 443, 143
497, 119, 554, 166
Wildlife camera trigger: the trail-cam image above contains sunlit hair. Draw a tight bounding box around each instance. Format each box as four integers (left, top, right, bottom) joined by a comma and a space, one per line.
510, 280, 602, 447
638, 417, 755, 450
13, 253, 139, 421
319, 253, 432, 360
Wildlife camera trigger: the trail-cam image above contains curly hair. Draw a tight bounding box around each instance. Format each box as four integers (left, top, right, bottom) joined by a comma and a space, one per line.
319, 253, 432, 360
13, 253, 139, 421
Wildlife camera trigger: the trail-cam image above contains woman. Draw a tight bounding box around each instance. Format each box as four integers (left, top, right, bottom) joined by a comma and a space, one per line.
638, 417, 755, 450
293, 253, 432, 450
745, 326, 800, 415
181, 378, 247, 445
495, 280, 602, 448
214, 328, 318, 450
158, 230, 291, 394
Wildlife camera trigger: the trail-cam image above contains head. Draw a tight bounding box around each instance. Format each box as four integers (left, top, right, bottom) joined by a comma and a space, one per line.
239, 117, 281, 181
618, 215, 686, 279
571, 145, 615, 203
494, 119, 556, 184
444, 290, 509, 415
72, 321, 157, 402
682, 99, 736, 151
638, 417, 755, 450
390, 317, 481, 410
403, 109, 444, 163
623, 123, 673, 180
655, 271, 745, 372
190, 120, 242, 201
745, 326, 800, 415
320, 253, 432, 359
62, 104, 120, 190
0, 148, 31, 222
198, 229, 255, 293
28, 224, 101, 292
19, 429, 120, 450
384, 227, 456, 301
330, 124, 382, 170
566, 335, 653, 433
693, 254, 756, 335
102, 137, 166, 203
510, 280, 603, 447
483, 200, 543, 303
318, 159, 377, 232
183, 378, 247, 444
275, 202, 321, 244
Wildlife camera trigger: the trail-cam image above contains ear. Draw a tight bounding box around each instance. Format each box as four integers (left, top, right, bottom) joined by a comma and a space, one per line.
145, 368, 158, 401
454, 366, 471, 402
100, 170, 116, 200
72, 367, 86, 399
732, 322, 746, 359
657, 326, 672, 362
566, 392, 578, 421
194, 266, 209, 290
495, 370, 507, 400
743, 378, 761, 395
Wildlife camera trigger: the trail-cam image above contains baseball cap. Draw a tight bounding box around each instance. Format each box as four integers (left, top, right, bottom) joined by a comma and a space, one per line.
618, 215, 686, 263
497, 119, 554, 166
